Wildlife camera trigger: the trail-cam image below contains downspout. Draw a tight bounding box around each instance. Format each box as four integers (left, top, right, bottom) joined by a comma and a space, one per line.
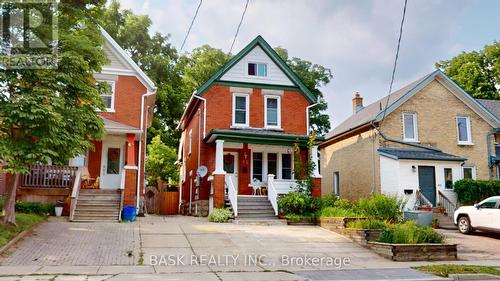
306, 103, 319, 135
487, 131, 493, 179
137, 91, 155, 213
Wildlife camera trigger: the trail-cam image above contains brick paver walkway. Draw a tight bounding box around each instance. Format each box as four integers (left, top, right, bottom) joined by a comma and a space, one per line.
0, 217, 139, 266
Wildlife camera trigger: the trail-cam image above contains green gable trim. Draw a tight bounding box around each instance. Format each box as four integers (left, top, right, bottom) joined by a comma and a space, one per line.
215, 80, 300, 92
195, 35, 317, 104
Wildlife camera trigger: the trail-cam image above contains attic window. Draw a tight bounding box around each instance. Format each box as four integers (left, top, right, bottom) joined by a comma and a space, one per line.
248, 63, 267, 77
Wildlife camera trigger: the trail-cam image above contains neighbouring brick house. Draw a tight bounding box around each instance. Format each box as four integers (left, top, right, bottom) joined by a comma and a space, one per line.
177, 36, 322, 218
320, 70, 500, 211
1, 28, 156, 221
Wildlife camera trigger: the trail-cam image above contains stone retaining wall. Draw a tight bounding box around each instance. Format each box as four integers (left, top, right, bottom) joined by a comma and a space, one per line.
368, 242, 458, 261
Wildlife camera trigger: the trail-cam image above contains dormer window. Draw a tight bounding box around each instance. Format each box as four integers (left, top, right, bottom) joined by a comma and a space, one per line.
248, 62, 267, 77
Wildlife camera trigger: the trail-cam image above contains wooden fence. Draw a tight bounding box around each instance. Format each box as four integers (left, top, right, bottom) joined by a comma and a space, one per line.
145, 181, 179, 215
21, 165, 78, 188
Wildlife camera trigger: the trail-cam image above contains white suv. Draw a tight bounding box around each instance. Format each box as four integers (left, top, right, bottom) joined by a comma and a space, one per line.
454, 196, 500, 234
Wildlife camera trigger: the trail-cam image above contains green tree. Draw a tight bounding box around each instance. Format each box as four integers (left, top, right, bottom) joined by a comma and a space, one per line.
436, 41, 500, 99
145, 135, 178, 183
0, 1, 108, 225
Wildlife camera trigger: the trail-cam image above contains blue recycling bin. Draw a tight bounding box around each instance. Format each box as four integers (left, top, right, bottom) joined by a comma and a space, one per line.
122, 206, 137, 222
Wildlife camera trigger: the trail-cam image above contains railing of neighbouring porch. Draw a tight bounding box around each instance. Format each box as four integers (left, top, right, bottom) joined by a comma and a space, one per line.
438, 190, 458, 219
69, 168, 82, 221
22, 165, 79, 188
267, 174, 279, 216
226, 175, 238, 216
415, 189, 433, 208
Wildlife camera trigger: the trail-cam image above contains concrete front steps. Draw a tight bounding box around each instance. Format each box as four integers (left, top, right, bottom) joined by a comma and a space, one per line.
72, 189, 121, 222
432, 210, 456, 230
232, 195, 286, 225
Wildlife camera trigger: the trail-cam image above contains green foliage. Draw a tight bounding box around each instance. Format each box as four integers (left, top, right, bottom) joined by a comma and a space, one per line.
0, 213, 45, 248
333, 198, 356, 210
278, 192, 309, 214
416, 265, 500, 277
145, 135, 179, 183
293, 133, 317, 194
319, 207, 362, 218
453, 179, 500, 204
346, 219, 388, 230
378, 221, 444, 244
208, 208, 233, 223
436, 41, 500, 100
285, 213, 316, 223
15, 201, 55, 216
356, 194, 405, 223
320, 194, 338, 209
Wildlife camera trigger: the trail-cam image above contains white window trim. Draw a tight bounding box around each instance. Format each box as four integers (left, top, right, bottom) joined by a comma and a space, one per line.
97, 80, 116, 112
333, 171, 340, 196
247, 62, 268, 77
250, 151, 294, 182
188, 129, 193, 155
232, 93, 250, 127
264, 95, 282, 129
462, 166, 476, 179
456, 116, 473, 145
443, 168, 453, 190
402, 112, 418, 142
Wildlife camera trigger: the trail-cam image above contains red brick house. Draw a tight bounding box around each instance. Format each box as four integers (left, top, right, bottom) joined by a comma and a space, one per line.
4, 28, 156, 221
177, 36, 322, 219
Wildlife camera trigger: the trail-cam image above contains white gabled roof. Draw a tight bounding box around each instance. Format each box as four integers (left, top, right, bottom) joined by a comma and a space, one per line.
99, 27, 156, 91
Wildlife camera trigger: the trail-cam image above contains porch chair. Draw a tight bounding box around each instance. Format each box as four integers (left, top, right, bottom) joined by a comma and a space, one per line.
251, 178, 262, 195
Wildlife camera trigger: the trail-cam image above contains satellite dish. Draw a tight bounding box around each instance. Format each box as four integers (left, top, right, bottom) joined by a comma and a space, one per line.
197, 166, 208, 178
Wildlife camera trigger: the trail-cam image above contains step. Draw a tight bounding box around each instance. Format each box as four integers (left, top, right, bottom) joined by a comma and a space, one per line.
238, 202, 272, 206
76, 205, 120, 210
238, 210, 275, 216
72, 218, 119, 222
74, 210, 119, 215
236, 214, 278, 219
77, 195, 121, 199
79, 189, 121, 194
233, 219, 286, 225
237, 196, 269, 200
77, 198, 121, 203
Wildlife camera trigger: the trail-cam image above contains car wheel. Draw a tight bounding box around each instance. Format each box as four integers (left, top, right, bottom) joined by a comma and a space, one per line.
458, 216, 473, 234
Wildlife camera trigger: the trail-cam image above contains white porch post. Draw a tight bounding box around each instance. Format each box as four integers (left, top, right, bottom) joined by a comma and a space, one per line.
214, 140, 225, 174
311, 145, 320, 177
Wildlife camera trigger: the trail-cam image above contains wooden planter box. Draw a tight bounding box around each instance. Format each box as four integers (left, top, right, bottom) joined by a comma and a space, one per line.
319, 217, 367, 233
342, 229, 382, 246
367, 242, 457, 261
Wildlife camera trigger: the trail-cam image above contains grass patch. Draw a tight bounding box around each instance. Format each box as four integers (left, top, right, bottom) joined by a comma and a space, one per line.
0, 213, 46, 248
285, 213, 316, 223
319, 207, 362, 218
346, 219, 387, 229
415, 265, 500, 277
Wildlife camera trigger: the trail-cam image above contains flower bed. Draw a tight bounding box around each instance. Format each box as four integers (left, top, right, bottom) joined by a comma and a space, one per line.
367, 242, 457, 261
318, 217, 366, 233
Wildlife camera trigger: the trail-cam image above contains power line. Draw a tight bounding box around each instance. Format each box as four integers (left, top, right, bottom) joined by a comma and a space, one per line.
180, 0, 203, 52
229, 0, 249, 54
379, 0, 408, 128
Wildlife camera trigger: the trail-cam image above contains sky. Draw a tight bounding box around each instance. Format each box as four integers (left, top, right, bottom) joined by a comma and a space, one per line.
118, 0, 500, 129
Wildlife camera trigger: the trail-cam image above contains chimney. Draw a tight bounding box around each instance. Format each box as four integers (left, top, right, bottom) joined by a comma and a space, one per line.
352, 92, 364, 114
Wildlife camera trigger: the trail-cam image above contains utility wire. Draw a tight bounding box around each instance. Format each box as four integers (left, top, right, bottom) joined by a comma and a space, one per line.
379, 0, 408, 129
229, 0, 249, 54
180, 0, 203, 52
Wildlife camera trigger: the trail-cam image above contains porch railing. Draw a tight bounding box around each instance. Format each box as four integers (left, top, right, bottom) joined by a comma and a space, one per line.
69, 168, 82, 221
438, 190, 457, 219
22, 165, 78, 188
267, 174, 279, 216
226, 175, 238, 216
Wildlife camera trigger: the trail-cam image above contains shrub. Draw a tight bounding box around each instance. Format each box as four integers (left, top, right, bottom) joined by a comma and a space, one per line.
278, 192, 308, 214
320, 194, 338, 209
320, 207, 361, 218
208, 208, 233, 223
454, 179, 500, 204
378, 221, 444, 244
346, 219, 388, 230
15, 201, 55, 215
356, 194, 405, 223
285, 213, 316, 223
333, 198, 356, 210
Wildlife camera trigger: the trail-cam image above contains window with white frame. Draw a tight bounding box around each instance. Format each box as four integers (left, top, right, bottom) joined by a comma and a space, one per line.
456, 116, 472, 144
333, 171, 340, 196
232, 93, 249, 127
252, 152, 263, 181
444, 168, 453, 189
402, 112, 418, 142
248, 62, 267, 77
462, 166, 475, 179
97, 80, 116, 111
281, 153, 292, 180
188, 129, 193, 155
265, 96, 281, 128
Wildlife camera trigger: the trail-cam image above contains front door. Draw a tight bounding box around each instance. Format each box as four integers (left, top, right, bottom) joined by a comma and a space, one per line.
223, 152, 238, 194
418, 166, 436, 206
101, 140, 124, 189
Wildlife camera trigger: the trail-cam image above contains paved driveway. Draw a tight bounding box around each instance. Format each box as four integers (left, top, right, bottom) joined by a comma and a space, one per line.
438, 229, 500, 261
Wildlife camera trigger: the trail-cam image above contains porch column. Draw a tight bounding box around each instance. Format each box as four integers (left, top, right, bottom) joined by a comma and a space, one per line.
311, 145, 322, 198
125, 133, 136, 167
214, 139, 225, 174
213, 139, 226, 209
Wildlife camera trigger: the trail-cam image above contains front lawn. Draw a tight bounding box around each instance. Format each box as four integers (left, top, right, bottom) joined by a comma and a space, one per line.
415, 265, 500, 277
0, 213, 46, 248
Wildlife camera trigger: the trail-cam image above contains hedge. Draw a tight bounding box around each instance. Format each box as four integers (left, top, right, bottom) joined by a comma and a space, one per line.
454, 179, 500, 204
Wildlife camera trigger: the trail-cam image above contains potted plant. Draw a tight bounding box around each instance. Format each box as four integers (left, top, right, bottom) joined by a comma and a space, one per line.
431, 218, 440, 229
55, 200, 64, 217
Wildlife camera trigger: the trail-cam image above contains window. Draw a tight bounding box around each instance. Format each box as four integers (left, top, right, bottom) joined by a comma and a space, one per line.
444, 168, 453, 189
462, 167, 475, 179
267, 153, 277, 176
248, 63, 267, 77
252, 153, 263, 181
281, 154, 292, 180
232, 94, 249, 127
106, 147, 120, 174
223, 154, 235, 173
69, 154, 87, 167
97, 80, 115, 111
478, 199, 498, 209
333, 172, 340, 196
265, 96, 281, 128
457, 116, 472, 144
188, 129, 193, 155
402, 112, 418, 142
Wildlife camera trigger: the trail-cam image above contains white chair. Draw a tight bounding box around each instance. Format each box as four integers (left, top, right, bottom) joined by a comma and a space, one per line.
251, 178, 262, 195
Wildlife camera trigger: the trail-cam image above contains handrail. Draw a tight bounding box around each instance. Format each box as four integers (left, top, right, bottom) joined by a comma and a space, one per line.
69, 168, 82, 221
118, 169, 126, 221
267, 174, 279, 216
416, 189, 433, 208
226, 175, 238, 216
438, 190, 457, 219
22, 164, 78, 188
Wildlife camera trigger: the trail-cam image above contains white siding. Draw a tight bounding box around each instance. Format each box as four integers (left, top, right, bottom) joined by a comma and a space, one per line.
221, 46, 294, 86
102, 42, 132, 71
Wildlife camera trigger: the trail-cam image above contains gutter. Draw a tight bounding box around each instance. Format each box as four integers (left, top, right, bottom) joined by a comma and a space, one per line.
487, 130, 494, 179
370, 120, 441, 152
